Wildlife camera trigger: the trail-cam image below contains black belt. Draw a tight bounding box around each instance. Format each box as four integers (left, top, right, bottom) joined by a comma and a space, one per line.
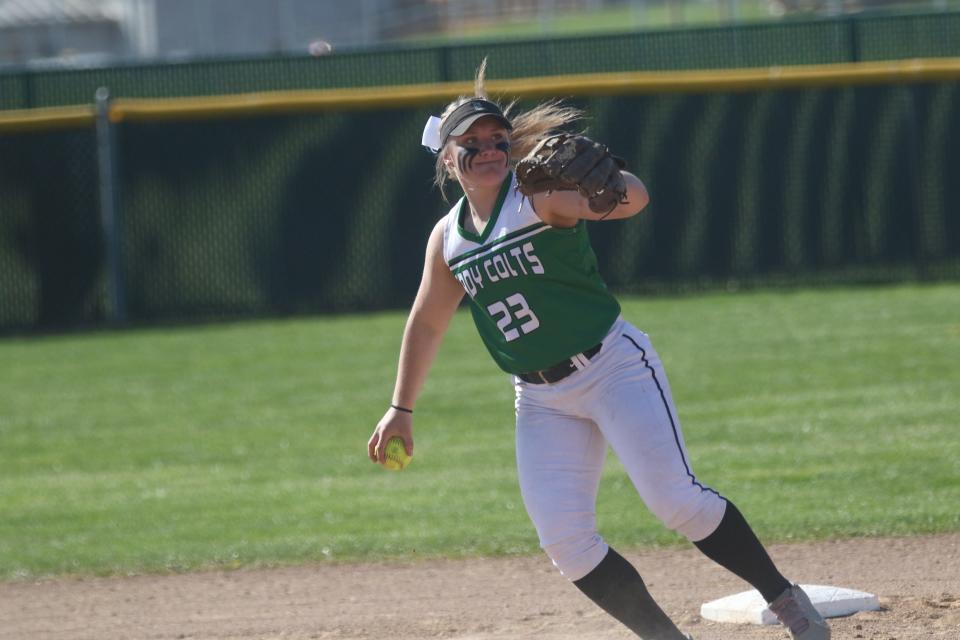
518, 342, 603, 385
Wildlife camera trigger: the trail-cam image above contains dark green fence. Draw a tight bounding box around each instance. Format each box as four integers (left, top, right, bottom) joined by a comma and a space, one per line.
0, 128, 102, 329
2, 81, 959, 332
2, 10, 960, 110
3, 11, 960, 331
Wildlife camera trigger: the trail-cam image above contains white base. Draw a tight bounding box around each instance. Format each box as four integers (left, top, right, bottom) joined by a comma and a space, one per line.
700, 584, 881, 625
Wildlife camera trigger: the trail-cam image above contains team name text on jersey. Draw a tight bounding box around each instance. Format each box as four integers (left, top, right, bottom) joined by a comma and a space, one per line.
455, 241, 544, 298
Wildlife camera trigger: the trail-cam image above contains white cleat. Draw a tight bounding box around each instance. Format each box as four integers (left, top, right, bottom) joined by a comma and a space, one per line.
769, 584, 831, 639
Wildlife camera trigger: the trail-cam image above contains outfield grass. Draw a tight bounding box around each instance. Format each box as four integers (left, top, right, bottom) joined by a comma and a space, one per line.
399, 2, 960, 46
1, 283, 958, 579
401, 3, 773, 45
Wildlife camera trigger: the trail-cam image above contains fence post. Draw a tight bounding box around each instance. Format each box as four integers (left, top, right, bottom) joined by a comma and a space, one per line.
20, 71, 34, 108
95, 87, 126, 323
846, 15, 861, 62
902, 85, 929, 280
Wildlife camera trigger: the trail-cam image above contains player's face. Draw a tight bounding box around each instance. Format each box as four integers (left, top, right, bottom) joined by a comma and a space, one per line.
448, 117, 511, 188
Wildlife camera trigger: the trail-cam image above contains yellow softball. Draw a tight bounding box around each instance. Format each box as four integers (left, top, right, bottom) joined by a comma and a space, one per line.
383, 436, 412, 471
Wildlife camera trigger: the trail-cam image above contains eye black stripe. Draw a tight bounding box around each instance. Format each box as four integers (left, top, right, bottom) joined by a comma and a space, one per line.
457, 147, 479, 174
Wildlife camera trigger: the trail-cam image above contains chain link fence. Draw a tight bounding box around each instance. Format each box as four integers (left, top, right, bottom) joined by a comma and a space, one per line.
1, 13, 959, 332
1, 10, 959, 110
0, 128, 104, 329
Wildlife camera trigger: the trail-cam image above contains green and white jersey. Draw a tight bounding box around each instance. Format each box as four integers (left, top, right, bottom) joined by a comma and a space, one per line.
442, 173, 620, 375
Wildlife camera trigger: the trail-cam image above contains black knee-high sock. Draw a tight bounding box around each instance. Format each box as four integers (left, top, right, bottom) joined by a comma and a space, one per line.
573, 547, 688, 639
693, 501, 791, 602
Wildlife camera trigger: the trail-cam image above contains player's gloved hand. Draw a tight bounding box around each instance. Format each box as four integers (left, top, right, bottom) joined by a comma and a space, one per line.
515, 133, 628, 215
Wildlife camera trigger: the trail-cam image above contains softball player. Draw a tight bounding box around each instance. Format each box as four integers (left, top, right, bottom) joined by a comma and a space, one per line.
367, 64, 830, 640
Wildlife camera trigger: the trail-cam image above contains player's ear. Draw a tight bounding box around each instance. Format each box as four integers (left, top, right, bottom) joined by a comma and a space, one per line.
442, 148, 455, 170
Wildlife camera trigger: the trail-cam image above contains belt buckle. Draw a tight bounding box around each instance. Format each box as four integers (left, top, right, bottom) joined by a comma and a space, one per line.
524, 343, 600, 385
520, 370, 547, 384
543, 359, 576, 384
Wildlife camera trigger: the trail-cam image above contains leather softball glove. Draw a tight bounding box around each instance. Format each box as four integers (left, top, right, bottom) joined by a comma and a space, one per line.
515, 133, 628, 215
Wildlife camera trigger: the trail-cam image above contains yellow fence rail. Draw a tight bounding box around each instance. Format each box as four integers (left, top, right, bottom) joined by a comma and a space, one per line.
2, 57, 959, 133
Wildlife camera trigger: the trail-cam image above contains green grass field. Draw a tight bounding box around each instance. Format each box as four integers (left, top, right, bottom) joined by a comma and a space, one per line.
1, 283, 958, 579
399, 1, 960, 45
402, 3, 769, 45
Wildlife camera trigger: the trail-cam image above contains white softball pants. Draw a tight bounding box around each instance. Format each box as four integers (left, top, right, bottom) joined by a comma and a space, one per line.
514, 317, 727, 582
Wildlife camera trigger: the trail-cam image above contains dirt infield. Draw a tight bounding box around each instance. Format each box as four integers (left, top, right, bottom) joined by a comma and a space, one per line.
2, 533, 958, 640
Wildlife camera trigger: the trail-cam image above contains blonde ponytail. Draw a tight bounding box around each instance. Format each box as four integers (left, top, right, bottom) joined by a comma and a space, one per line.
474, 57, 489, 99
503, 99, 583, 161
